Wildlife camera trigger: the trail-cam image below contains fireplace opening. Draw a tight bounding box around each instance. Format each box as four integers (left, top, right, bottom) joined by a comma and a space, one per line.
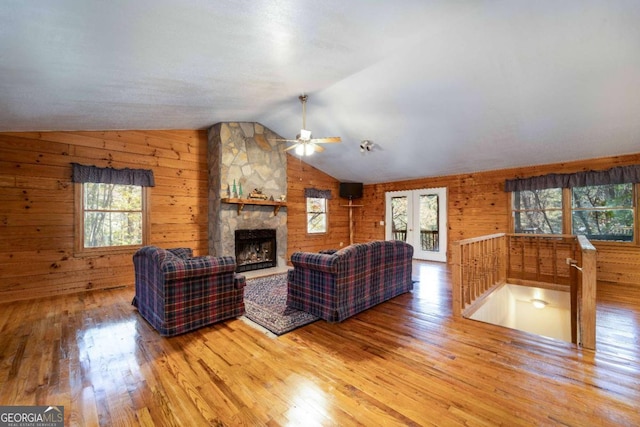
235, 229, 277, 272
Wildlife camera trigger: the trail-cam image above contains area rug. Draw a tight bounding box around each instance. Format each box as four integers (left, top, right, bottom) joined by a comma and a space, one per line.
242, 273, 320, 336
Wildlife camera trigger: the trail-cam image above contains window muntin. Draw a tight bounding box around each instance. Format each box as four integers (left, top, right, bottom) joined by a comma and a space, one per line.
306, 197, 327, 234
77, 183, 147, 253
512, 189, 563, 234
511, 184, 636, 242
571, 184, 634, 241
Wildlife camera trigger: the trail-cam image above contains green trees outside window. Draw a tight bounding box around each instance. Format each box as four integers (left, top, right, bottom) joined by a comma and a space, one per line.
83, 183, 144, 247
513, 188, 563, 234
572, 184, 633, 241
512, 184, 635, 242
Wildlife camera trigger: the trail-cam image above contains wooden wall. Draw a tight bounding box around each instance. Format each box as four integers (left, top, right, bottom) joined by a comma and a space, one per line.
0, 130, 209, 302
2, 128, 638, 302
357, 152, 640, 288
286, 156, 350, 259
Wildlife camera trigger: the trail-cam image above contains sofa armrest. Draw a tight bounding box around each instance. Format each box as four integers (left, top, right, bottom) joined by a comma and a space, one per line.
234, 274, 246, 289
161, 255, 237, 280
290, 252, 339, 274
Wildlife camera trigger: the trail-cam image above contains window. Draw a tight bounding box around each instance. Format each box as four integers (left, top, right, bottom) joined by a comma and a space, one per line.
72, 163, 154, 255
511, 186, 637, 241
82, 183, 145, 247
506, 165, 640, 243
306, 197, 327, 234
512, 188, 563, 234
572, 184, 634, 241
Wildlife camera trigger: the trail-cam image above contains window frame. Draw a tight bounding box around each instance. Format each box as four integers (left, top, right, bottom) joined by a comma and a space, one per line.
511, 188, 564, 234
74, 182, 150, 256
571, 183, 635, 242
509, 183, 639, 245
306, 196, 328, 234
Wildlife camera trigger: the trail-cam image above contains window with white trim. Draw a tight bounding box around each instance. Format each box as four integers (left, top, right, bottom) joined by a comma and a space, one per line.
306, 197, 328, 234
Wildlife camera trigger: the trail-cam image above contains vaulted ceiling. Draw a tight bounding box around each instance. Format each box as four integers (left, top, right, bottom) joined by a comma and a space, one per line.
1, 1, 639, 184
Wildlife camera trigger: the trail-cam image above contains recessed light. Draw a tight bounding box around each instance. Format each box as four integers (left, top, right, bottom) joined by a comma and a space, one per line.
531, 299, 548, 309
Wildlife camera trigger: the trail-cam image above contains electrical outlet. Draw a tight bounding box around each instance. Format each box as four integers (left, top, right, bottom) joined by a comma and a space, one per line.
379, 220, 385, 226
566, 257, 573, 265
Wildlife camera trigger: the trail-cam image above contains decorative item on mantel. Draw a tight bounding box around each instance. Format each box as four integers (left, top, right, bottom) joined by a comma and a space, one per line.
232, 180, 238, 198
249, 188, 269, 200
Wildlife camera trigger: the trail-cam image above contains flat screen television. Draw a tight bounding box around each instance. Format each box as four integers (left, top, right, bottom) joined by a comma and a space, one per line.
339, 182, 363, 199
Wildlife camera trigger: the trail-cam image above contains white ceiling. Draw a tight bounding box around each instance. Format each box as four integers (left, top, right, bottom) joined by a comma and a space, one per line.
1, 1, 639, 184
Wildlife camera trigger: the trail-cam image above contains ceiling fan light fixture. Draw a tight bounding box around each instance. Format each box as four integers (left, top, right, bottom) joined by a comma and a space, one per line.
299, 129, 312, 141
293, 142, 315, 156
305, 143, 315, 156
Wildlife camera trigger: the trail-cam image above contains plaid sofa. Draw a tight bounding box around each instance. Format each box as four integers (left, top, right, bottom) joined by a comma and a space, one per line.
132, 246, 246, 336
287, 240, 414, 322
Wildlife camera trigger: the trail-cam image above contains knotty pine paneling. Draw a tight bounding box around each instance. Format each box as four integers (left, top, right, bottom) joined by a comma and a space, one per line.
0, 130, 209, 302
286, 156, 349, 260
359, 153, 640, 288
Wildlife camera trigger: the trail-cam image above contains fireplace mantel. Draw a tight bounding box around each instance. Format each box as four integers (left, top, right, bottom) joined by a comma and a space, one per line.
221, 198, 287, 215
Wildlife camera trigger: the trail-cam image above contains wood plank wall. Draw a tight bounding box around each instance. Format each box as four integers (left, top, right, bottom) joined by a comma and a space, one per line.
286, 155, 349, 259
357, 152, 640, 288
2, 128, 638, 302
0, 130, 209, 302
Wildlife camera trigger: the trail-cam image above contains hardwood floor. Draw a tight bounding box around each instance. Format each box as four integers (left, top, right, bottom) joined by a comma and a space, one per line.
1, 261, 638, 426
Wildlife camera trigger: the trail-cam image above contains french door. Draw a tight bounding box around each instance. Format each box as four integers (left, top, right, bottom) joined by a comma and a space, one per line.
385, 187, 447, 262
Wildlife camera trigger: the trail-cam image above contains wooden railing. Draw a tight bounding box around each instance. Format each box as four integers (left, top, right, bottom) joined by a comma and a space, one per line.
392, 230, 439, 251
452, 233, 507, 317
574, 235, 597, 350
452, 233, 597, 350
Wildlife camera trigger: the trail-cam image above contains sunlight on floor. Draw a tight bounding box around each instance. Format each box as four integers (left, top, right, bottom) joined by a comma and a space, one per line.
285, 375, 328, 427
79, 319, 139, 385
412, 260, 445, 305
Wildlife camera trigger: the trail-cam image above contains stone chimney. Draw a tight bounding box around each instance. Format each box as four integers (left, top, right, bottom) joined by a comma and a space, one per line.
208, 122, 287, 268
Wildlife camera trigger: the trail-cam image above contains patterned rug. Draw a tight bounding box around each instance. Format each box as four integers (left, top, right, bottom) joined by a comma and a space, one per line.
243, 273, 320, 336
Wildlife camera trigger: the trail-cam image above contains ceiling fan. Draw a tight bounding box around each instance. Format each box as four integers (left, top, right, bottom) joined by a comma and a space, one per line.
278, 95, 341, 156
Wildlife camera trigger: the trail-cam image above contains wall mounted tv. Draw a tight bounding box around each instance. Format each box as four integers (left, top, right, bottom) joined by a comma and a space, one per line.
339, 182, 363, 199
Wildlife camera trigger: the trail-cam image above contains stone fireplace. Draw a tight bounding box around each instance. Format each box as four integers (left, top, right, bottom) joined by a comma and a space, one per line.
207, 122, 287, 270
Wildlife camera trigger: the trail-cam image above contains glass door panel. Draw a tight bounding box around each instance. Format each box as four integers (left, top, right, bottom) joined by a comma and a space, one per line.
391, 195, 409, 242
419, 194, 439, 252
386, 188, 447, 262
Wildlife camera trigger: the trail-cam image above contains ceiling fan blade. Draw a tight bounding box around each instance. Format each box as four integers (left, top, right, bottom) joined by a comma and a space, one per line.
283, 144, 299, 152
313, 144, 325, 152
311, 137, 342, 144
